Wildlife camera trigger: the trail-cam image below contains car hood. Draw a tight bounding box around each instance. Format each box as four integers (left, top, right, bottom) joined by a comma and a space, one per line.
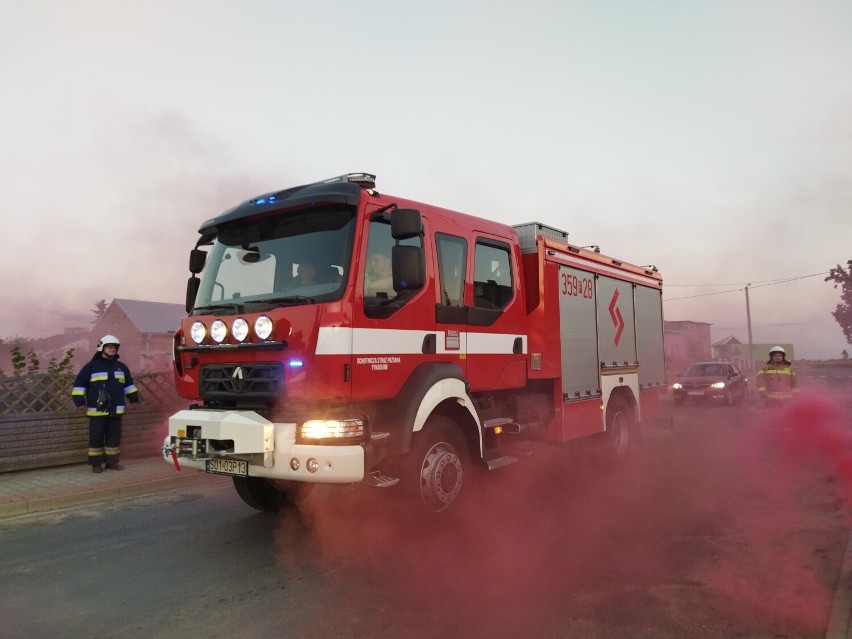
679, 375, 726, 385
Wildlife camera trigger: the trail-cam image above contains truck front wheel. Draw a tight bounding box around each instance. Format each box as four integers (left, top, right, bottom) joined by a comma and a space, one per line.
232, 476, 314, 513
402, 416, 469, 514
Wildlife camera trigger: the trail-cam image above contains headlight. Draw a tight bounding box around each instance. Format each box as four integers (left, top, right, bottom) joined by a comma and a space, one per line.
255, 315, 273, 340
711, 382, 726, 389
300, 419, 365, 441
232, 317, 249, 342
672, 383, 683, 389
190, 321, 206, 344
210, 319, 228, 343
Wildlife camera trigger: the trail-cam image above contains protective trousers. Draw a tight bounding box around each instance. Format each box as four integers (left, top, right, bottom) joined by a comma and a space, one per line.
88, 415, 123, 468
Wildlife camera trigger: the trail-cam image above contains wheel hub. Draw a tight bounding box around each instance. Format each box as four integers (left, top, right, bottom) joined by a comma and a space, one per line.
419, 443, 463, 512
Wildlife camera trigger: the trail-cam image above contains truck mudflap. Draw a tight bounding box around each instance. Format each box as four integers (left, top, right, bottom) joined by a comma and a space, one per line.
162, 409, 365, 483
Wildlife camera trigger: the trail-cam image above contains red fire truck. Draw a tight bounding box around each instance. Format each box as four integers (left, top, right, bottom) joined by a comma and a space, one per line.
163, 173, 666, 514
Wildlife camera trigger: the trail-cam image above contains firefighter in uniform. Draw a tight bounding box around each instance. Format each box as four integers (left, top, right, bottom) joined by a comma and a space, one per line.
756, 345, 799, 407
71, 335, 140, 472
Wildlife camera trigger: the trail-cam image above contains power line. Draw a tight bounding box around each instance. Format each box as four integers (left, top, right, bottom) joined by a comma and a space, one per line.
666, 271, 829, 288
664, 271, 829, 302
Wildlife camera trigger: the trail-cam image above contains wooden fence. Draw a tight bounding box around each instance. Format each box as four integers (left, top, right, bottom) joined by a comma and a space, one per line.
0, 372, 186, 473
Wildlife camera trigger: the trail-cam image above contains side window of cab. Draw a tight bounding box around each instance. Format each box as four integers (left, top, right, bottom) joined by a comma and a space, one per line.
363, 217, 424, 319
473, 240, 513, 309
469, 239, 514, 327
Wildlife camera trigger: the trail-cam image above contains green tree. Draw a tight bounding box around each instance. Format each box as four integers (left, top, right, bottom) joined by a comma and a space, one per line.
0, 337, 32, 377
47, 348, 76, 374
1, 344, 74, 377
10, 345, 26, 376
826, 260, 852, 345
26, 349, 40, 374
92, 299, 108, 324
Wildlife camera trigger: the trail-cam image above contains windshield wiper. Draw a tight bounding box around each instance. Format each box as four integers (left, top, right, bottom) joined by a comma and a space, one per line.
256, 296, 316, 307
193, 302, 245, 314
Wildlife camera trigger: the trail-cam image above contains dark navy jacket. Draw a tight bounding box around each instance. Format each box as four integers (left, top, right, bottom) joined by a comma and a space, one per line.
71, 354, 140, 416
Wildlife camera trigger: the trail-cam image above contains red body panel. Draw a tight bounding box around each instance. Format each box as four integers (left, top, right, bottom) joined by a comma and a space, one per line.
175, 177, 664, 451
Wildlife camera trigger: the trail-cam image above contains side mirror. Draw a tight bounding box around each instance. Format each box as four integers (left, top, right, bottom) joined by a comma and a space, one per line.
186, 277, 200, 313
189, 249, 207, 274
391, 209, 423, 240
392, 244, 426, 292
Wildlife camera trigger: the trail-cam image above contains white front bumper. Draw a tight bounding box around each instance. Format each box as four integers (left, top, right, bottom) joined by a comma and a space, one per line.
163, 409, 365, 483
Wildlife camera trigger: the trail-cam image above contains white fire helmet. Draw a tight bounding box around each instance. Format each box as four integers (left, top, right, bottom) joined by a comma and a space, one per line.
769, 345, 786, 356
97, 335, 121, 352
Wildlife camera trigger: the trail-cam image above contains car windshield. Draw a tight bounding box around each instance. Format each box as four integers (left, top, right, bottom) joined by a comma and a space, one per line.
192, 206, 356, 313
684, 364, 726, 377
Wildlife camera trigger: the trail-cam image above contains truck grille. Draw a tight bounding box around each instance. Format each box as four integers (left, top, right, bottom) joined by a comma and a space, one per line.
199, 363, 284, 401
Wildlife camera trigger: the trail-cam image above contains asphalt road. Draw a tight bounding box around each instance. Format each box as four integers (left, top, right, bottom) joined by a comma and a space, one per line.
0, 390, 850, 639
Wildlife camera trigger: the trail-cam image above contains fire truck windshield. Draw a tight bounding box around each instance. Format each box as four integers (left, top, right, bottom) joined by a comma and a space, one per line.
191, 206, 356, 313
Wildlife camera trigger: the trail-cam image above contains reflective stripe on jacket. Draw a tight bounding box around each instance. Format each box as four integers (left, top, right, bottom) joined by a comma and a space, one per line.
71, 355, 139, 416
756, 363, 798, 396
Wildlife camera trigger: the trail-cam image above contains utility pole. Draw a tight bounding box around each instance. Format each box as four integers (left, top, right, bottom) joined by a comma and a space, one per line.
745, 284, 755, 370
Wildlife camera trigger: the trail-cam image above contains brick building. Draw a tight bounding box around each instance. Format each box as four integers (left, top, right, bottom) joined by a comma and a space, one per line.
91, 299, 185, 373
664, 320, 712, 379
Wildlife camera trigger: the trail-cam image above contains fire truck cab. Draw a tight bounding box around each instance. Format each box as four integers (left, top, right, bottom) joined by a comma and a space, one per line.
164, 173, 665, 514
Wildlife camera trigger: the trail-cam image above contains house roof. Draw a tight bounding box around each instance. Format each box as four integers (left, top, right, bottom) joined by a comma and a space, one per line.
32, 331, 90, 352
713, 336, 743, 346
111, 299, 186, 334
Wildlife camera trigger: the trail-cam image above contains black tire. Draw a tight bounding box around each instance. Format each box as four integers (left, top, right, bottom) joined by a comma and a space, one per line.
604, 395, 635, 458
232, 476, 314, 513
398, 415, 470, 514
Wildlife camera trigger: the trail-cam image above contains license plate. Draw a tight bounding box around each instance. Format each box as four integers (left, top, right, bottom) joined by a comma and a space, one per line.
687, 391, 704, 396
206, 458, 248, 476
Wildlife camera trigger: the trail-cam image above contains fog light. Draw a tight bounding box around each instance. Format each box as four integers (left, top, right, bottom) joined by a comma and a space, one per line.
210, 320, 227, 343
255, 315, 273, 340
306, 458, 320, 473
190, 321, 206, 344
232, 317, 249, 342
290, 457, 300, 471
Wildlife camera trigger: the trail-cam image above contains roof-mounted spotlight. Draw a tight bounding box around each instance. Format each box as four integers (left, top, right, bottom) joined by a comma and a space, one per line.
581, 245, 600, 253
642, 264, 659, 272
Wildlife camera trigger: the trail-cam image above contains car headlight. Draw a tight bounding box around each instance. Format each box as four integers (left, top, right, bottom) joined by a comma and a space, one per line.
672, 383, 683, 390
210, 319, 228, 343
190, 321, 206, 344
232, 317, 249, 342
300, 419, 365, 441
255, 315, 273, 340
711, 382, 726, 389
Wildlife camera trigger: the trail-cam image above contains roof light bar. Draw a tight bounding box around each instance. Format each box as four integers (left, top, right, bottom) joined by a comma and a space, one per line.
321, 173, 376, 189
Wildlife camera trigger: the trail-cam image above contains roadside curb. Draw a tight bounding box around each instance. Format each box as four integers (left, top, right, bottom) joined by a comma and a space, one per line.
0, 471, 208, 520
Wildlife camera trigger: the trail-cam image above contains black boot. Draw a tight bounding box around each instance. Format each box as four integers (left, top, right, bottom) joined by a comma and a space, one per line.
92, 464, 104, 474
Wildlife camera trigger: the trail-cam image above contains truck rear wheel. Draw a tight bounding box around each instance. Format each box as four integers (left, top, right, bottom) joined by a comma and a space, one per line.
401, 416, 470, 514
232, 476, 314, 513
605, 395, 635, 457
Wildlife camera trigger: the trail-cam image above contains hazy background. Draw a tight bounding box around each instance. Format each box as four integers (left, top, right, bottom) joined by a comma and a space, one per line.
1, 0, 850, 359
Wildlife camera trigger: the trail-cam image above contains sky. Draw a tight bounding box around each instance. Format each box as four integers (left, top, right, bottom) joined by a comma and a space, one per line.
1, 0, 850, 359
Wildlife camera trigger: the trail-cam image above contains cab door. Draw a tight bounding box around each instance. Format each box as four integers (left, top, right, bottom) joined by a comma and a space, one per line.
350, 209, 435, 401
434, 232, 469, 379
463, 234, 527, 392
